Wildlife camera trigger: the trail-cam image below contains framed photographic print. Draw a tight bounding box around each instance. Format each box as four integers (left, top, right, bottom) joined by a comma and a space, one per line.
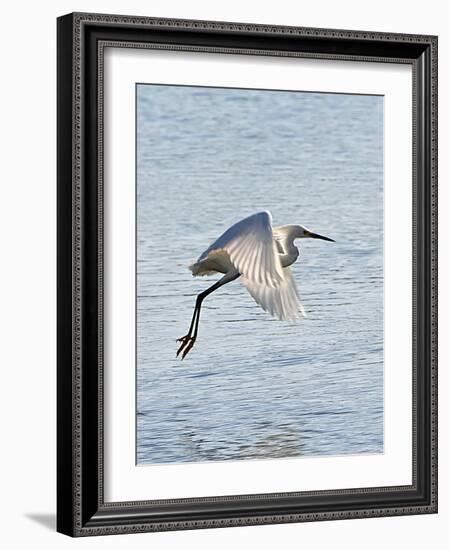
57, 12, 438, 536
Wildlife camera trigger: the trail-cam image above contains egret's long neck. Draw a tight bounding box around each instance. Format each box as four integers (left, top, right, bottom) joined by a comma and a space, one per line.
277, 227, 299, 267
286, 233, 299, 254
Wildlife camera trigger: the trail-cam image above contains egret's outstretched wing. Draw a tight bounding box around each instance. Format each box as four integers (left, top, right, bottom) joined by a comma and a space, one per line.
242, 267, 305, 321
196, 211, 284, 287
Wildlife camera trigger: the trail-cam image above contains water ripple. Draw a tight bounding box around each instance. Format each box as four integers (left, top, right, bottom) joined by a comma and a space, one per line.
136, 85, 383, 465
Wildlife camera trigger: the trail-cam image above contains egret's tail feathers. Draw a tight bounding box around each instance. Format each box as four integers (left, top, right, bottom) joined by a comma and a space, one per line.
188, 261, 199, 275
188, 261, 216, 277
242, 267, 305, 321
188, 261, 203, 276
188, 248, 232, 277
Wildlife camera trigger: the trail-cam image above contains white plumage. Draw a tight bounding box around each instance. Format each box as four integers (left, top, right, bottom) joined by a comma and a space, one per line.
190, 211, 303, 321
177, 210, 334, 358
243, 267, 305, 321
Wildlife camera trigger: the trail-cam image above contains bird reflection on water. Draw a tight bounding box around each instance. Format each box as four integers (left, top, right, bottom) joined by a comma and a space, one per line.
179, 423, 306, 463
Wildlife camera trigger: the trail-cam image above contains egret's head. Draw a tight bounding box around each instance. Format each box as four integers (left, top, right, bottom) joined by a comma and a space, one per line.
295, 225, 335, 242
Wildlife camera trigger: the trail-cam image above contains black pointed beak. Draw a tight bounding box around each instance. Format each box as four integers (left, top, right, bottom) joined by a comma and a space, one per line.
309, 232, 335, 242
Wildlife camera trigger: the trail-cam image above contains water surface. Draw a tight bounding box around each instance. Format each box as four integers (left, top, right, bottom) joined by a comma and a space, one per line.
136, 84, 383, 465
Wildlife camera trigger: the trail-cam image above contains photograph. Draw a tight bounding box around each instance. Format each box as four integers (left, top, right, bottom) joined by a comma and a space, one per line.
136, 83, 384, 466
55, 11, 437, 537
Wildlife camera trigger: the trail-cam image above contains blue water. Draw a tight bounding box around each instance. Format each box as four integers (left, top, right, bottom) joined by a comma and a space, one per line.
136, 84, 384, 465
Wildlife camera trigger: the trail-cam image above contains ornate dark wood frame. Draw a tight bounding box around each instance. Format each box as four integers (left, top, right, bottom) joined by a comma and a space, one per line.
57, 12, 438, 537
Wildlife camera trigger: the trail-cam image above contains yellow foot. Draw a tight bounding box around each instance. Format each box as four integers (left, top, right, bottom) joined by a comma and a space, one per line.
176, 335, 196, 359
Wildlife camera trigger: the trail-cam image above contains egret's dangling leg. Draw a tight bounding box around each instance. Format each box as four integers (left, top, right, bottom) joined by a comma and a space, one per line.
176, 280, 223, 359
176, 272, 240, 359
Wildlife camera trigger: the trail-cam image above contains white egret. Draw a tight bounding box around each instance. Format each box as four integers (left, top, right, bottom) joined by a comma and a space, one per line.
177, 210, 335, 358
